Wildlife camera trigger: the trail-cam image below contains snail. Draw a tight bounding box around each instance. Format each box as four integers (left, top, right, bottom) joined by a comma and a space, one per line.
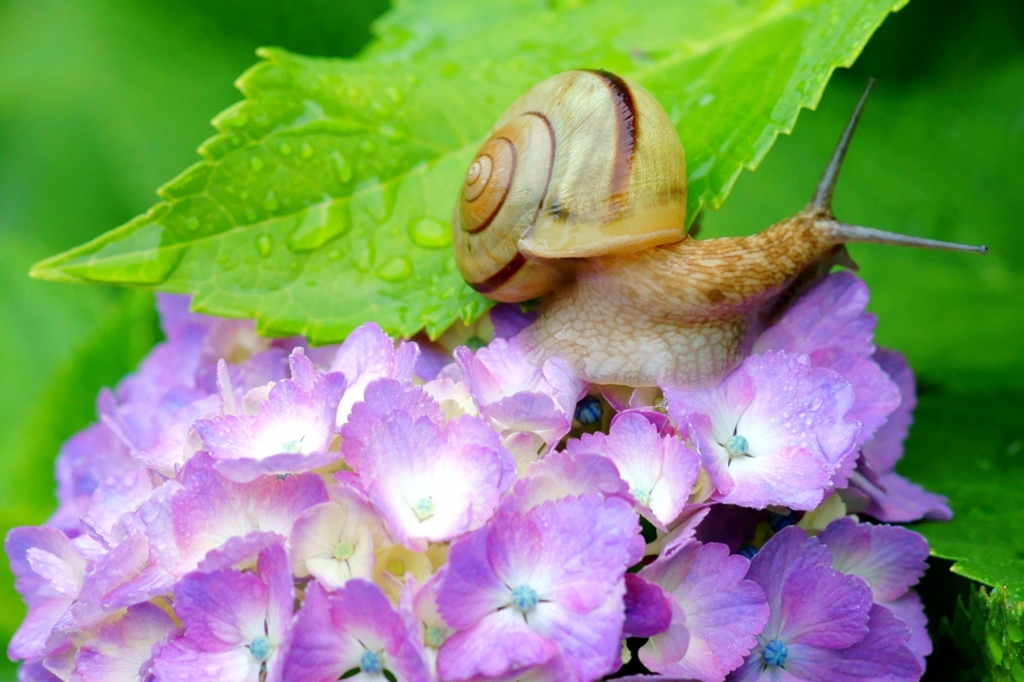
451, 70, 986, 388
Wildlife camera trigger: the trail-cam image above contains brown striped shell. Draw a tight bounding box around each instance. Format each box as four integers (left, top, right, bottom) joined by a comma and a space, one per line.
452, 70, 688, 302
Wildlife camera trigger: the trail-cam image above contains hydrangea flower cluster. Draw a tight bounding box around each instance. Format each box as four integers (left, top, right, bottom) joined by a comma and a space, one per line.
7, 272, 948, 682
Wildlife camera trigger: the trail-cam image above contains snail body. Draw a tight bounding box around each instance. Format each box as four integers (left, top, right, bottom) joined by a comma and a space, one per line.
452, 71, 986, 388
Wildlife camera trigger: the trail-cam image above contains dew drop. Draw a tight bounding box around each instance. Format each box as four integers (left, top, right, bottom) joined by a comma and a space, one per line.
300, 142, 314, 158
278, 142, 292, 156
256, 234, 273, 257
244, 207, 258, 221
328, 249, 342, 261
385, 85, 403, 104
409, 218, 451, 249
331, 151, 353, 183
250, 156, 265, 172
377, 256, 412, 282
371, 100, 394, 118
263, 190, 280, 211
185, 216, 200, 232
360, 139, 377, 154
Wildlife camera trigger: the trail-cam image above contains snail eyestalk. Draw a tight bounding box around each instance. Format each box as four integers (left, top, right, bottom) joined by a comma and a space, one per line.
810, 78, 876, 213
820, 220, 988, 254
808, 78, 987, 255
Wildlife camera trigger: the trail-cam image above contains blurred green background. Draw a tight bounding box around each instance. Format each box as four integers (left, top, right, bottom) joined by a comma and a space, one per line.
0, 0, 1020, 678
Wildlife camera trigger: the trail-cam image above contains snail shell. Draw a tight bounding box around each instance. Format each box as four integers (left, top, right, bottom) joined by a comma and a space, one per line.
452, 70, 687, 302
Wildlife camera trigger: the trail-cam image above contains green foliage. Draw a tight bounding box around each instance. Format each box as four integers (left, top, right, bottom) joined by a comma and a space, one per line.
898, 391, 1024, 603
945, 586, 1024, 681
31, 0, 908, 343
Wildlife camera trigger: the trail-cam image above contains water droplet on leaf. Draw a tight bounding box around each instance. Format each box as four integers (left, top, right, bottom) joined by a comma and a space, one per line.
278, 142, 292, 155
331, 151, 353, 183
300, 142, 314, 158
256, 234, 273, 257
250, 156, 265, 171
409, 218, 451, 249
264, 190, 280, 211
377, 256, 411, 282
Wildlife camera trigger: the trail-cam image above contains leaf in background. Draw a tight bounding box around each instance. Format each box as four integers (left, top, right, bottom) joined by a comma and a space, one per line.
897, 390, 1024, 602
945, 586, 1024, 681
31, 0, 908, 343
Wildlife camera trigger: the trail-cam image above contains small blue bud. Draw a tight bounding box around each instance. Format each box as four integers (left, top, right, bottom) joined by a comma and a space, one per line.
737, 545, 758, 560
574, 396, 603, 425
510, 584, 539, 613
249, 636, 272, 661
768, 510, 798, 532
762, 639, 788, 667
725, 434, 749, 457
359, 649, 383, 674
413, 498, 436, 521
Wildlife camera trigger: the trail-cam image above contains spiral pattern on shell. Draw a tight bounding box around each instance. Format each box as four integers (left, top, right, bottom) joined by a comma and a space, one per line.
452, 70, 688, 303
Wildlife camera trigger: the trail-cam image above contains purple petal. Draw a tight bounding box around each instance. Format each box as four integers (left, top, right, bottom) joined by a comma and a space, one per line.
329, 322, 419, 426
502, 449, 631, 515
279, 580, 428, 682
147, 454, 327, 576
568, 412, 699, 529
349, 408, 514, 549
73, 602, 176, 682
785, 604, 920, 682
624, 574, 673, 638
454, 338, 585, 446
754, 271, 877, 360
852, 470, 952, 523
747, 528, 871, 650
150, 642, 258, 682
886, 590, 931, 669
436, 496, 637, 681
818, 518, 928, 602
172, 569, 269, 652
668, 352, 858, 510
196, 350, 346, 481
641, 542, 768, 682
198, 531, 285, 573
288, 488, 389, 588
437, 608, 559, 681
51, 422, 137, 534
490, 302, 537, 339
862, 349, 916, 472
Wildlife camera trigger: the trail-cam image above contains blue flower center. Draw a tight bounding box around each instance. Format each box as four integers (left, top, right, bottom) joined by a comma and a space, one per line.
333, 540, 355, 561
249, 636, 272, 661
574, 396, 603, 425
510, 585, 539, 613
413, 498, 436, 521
280, 439, 302, 453
629, 486, 651, 507
424, 626, 446, 648
762, 639, 788, 667
359, 649, 383, 674
725, 434, 749, 458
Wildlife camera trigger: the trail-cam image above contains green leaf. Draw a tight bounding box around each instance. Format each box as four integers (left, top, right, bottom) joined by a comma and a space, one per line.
898, 390, 1024, 603
31, 0, 908, 343
945, 586, 1024, 681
